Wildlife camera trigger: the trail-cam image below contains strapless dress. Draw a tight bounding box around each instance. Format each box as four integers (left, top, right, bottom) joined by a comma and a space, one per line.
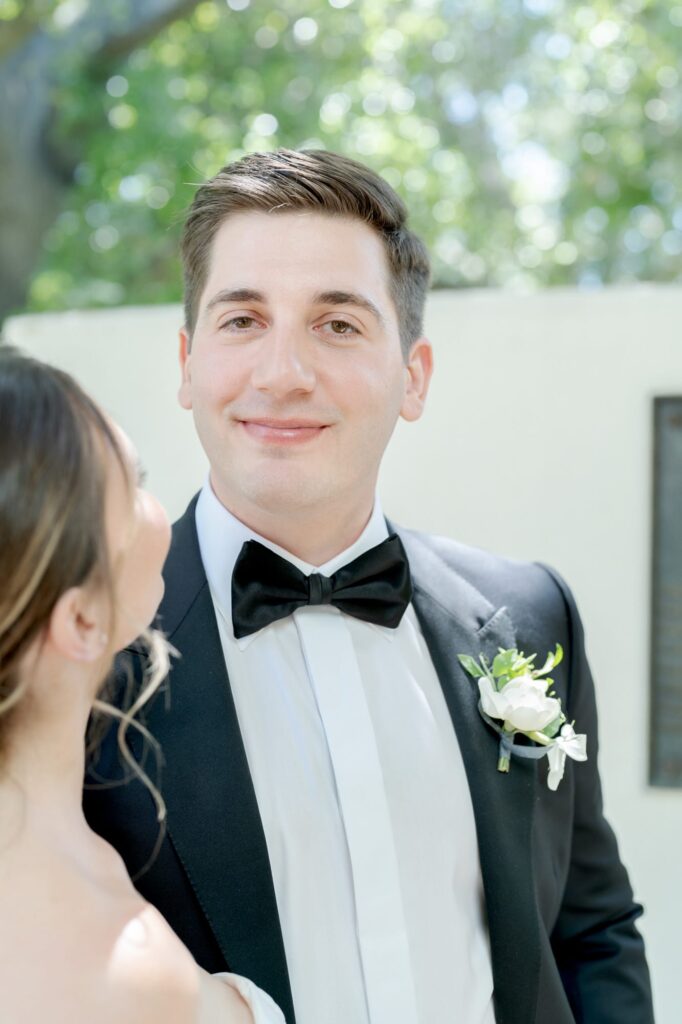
215, 974, 286, 1023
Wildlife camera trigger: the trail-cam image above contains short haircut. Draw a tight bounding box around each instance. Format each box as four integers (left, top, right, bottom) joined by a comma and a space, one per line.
181, 149, 431, 357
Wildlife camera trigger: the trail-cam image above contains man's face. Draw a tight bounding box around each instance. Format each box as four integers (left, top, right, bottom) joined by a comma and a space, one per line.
179, 211, 432, 527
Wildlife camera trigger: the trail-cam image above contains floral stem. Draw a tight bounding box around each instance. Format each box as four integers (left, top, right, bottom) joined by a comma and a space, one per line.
527, 730, 553, 746
497, 755, 511, 773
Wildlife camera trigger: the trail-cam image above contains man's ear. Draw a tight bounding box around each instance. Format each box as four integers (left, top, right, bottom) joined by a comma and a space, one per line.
400, 337, 434, 423
48, 587, 108, 664
178, 327, 193, 411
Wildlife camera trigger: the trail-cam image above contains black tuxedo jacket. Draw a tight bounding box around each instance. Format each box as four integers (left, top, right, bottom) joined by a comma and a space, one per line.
84, 497, 654, 1024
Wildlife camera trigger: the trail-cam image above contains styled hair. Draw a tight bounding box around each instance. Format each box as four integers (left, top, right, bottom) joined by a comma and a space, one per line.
0, 347, 168, 834
181, 148, 431, 357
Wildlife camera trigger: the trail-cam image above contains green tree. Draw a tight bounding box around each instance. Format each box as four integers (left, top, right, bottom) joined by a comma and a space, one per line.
2, 0, 681, 323
0, 0, 202, 321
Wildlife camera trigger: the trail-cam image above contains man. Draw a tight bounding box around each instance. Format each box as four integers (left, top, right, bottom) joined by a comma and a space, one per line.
85, 149, 653, 1024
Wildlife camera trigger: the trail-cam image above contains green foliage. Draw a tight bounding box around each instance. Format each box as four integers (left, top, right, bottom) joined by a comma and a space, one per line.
535, 642, 563, 676
16, 0, 682, 313
460, 643, 564, 695
457, 653, 485, 678
541, 712, 566, 739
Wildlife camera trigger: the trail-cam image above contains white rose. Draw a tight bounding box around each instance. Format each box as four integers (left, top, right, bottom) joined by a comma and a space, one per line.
478, 673, 562, 733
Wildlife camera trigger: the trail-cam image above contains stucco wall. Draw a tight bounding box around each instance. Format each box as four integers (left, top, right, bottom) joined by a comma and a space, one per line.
6, 285, 681, 1022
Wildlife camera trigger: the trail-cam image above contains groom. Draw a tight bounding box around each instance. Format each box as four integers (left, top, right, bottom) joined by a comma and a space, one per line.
85, 149, 653, 1024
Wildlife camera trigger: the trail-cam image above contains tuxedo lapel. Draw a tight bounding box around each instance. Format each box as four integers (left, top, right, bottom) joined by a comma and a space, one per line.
150, 497, 296, 1023
396, 528, 541, 1024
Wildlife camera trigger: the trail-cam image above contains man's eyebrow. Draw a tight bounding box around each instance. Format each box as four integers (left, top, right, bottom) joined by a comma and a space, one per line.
205, 288, 265, 312
204, 287, 387, 326
313, 290, 386, 326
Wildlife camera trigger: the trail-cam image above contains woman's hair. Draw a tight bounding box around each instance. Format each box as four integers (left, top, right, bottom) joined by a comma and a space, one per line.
0, 346, 168, 831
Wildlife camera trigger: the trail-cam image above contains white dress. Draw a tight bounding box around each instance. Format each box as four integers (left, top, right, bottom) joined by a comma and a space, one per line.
214, 974, 286, 1023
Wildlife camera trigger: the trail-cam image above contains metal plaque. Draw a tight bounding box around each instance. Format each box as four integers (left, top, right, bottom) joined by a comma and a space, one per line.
650, 397, 682, 786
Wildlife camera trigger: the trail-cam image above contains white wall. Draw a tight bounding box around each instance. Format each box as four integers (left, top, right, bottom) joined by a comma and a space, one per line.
6, 285, 682, 1022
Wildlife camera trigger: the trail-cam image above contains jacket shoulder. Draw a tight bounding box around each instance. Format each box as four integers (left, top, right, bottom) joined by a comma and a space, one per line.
399, 526, 572, 646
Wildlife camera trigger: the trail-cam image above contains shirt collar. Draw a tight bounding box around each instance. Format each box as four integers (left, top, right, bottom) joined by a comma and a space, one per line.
194, 479, 392, 647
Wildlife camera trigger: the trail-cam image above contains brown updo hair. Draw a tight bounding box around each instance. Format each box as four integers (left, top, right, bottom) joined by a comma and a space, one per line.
0, 346, 126, 725
0, 347, 168, 835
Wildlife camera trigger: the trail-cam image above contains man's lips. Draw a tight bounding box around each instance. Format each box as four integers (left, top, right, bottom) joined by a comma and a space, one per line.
237, 418, 329, 444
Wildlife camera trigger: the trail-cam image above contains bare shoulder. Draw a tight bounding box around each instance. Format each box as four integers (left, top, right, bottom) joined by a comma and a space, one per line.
103, 903, 200, 1024
106, 913, 257, 1024
0, 857, 199, 1024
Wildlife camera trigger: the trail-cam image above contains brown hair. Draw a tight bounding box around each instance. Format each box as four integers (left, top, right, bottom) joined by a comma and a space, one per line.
0, 347, 168, 837
181, 149, 431, 356
0, 346, 122, 724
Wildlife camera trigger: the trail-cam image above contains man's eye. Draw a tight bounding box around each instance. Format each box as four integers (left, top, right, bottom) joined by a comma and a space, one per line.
222, 315, 257, 330
325, 319, 357, 335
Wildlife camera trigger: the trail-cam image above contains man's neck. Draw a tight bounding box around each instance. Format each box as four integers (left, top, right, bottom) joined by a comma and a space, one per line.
209, 479, 375, 567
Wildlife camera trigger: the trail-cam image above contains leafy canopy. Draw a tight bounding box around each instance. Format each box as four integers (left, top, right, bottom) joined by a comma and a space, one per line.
6, 0, 680, 312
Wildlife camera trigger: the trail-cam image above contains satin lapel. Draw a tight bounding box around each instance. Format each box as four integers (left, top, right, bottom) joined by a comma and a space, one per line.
150, 497, 296, 1023
397, 528, 541, 1024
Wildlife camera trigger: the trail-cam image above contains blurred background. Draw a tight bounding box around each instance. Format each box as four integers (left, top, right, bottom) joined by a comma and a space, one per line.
1, 0, 681, 322
2, 1, 681, 1021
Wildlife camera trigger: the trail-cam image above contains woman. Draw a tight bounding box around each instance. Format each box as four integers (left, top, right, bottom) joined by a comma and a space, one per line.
0, 347, 284, 1024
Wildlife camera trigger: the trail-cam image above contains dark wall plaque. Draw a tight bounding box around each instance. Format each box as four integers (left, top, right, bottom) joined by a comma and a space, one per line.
650, 397, 682, 786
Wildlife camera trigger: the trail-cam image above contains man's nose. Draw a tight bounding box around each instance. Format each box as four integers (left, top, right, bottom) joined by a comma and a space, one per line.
251, 326, 316, 396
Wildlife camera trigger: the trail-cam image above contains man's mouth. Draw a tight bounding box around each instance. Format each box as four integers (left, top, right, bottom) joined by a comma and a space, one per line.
237, 418, 329, 444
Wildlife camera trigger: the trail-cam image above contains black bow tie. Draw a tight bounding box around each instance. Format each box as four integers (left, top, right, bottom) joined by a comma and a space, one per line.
231, 534, 412, 639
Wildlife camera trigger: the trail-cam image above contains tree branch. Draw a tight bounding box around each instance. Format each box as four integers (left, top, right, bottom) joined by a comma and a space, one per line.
0, 0, 204, 322
0, 15, 37, 61
58, 0, 203, 68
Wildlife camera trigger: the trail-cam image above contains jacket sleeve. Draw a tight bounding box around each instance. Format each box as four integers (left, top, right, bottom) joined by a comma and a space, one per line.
540, 565, 655, 1023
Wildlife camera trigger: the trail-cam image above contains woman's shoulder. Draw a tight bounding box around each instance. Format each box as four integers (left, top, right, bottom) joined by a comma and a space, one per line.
102, 903, 201, 1024
104, 907, 265, 1024
0, 842, 200, 1024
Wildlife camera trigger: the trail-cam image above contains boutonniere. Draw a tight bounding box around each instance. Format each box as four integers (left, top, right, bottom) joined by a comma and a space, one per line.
458, 644, 587, 790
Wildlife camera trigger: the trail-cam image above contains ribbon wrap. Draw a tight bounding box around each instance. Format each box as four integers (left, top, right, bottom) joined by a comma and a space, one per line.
478, 704, 552, 763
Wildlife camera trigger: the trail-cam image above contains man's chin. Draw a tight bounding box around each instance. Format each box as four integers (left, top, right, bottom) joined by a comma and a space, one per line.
211, 461, 340, 520
249, 482, 329, 516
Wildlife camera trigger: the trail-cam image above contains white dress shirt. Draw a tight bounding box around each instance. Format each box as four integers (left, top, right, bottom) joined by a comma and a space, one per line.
196, 482, 496, 1024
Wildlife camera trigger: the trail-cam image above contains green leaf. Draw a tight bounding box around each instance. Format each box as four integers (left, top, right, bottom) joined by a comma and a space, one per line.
535, 643, 564, 677
479, 654, 497, 682
509, 654, 536, 677
541, 712, 566, 739
458, 654, 484, 678
492, 648, 518, 679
